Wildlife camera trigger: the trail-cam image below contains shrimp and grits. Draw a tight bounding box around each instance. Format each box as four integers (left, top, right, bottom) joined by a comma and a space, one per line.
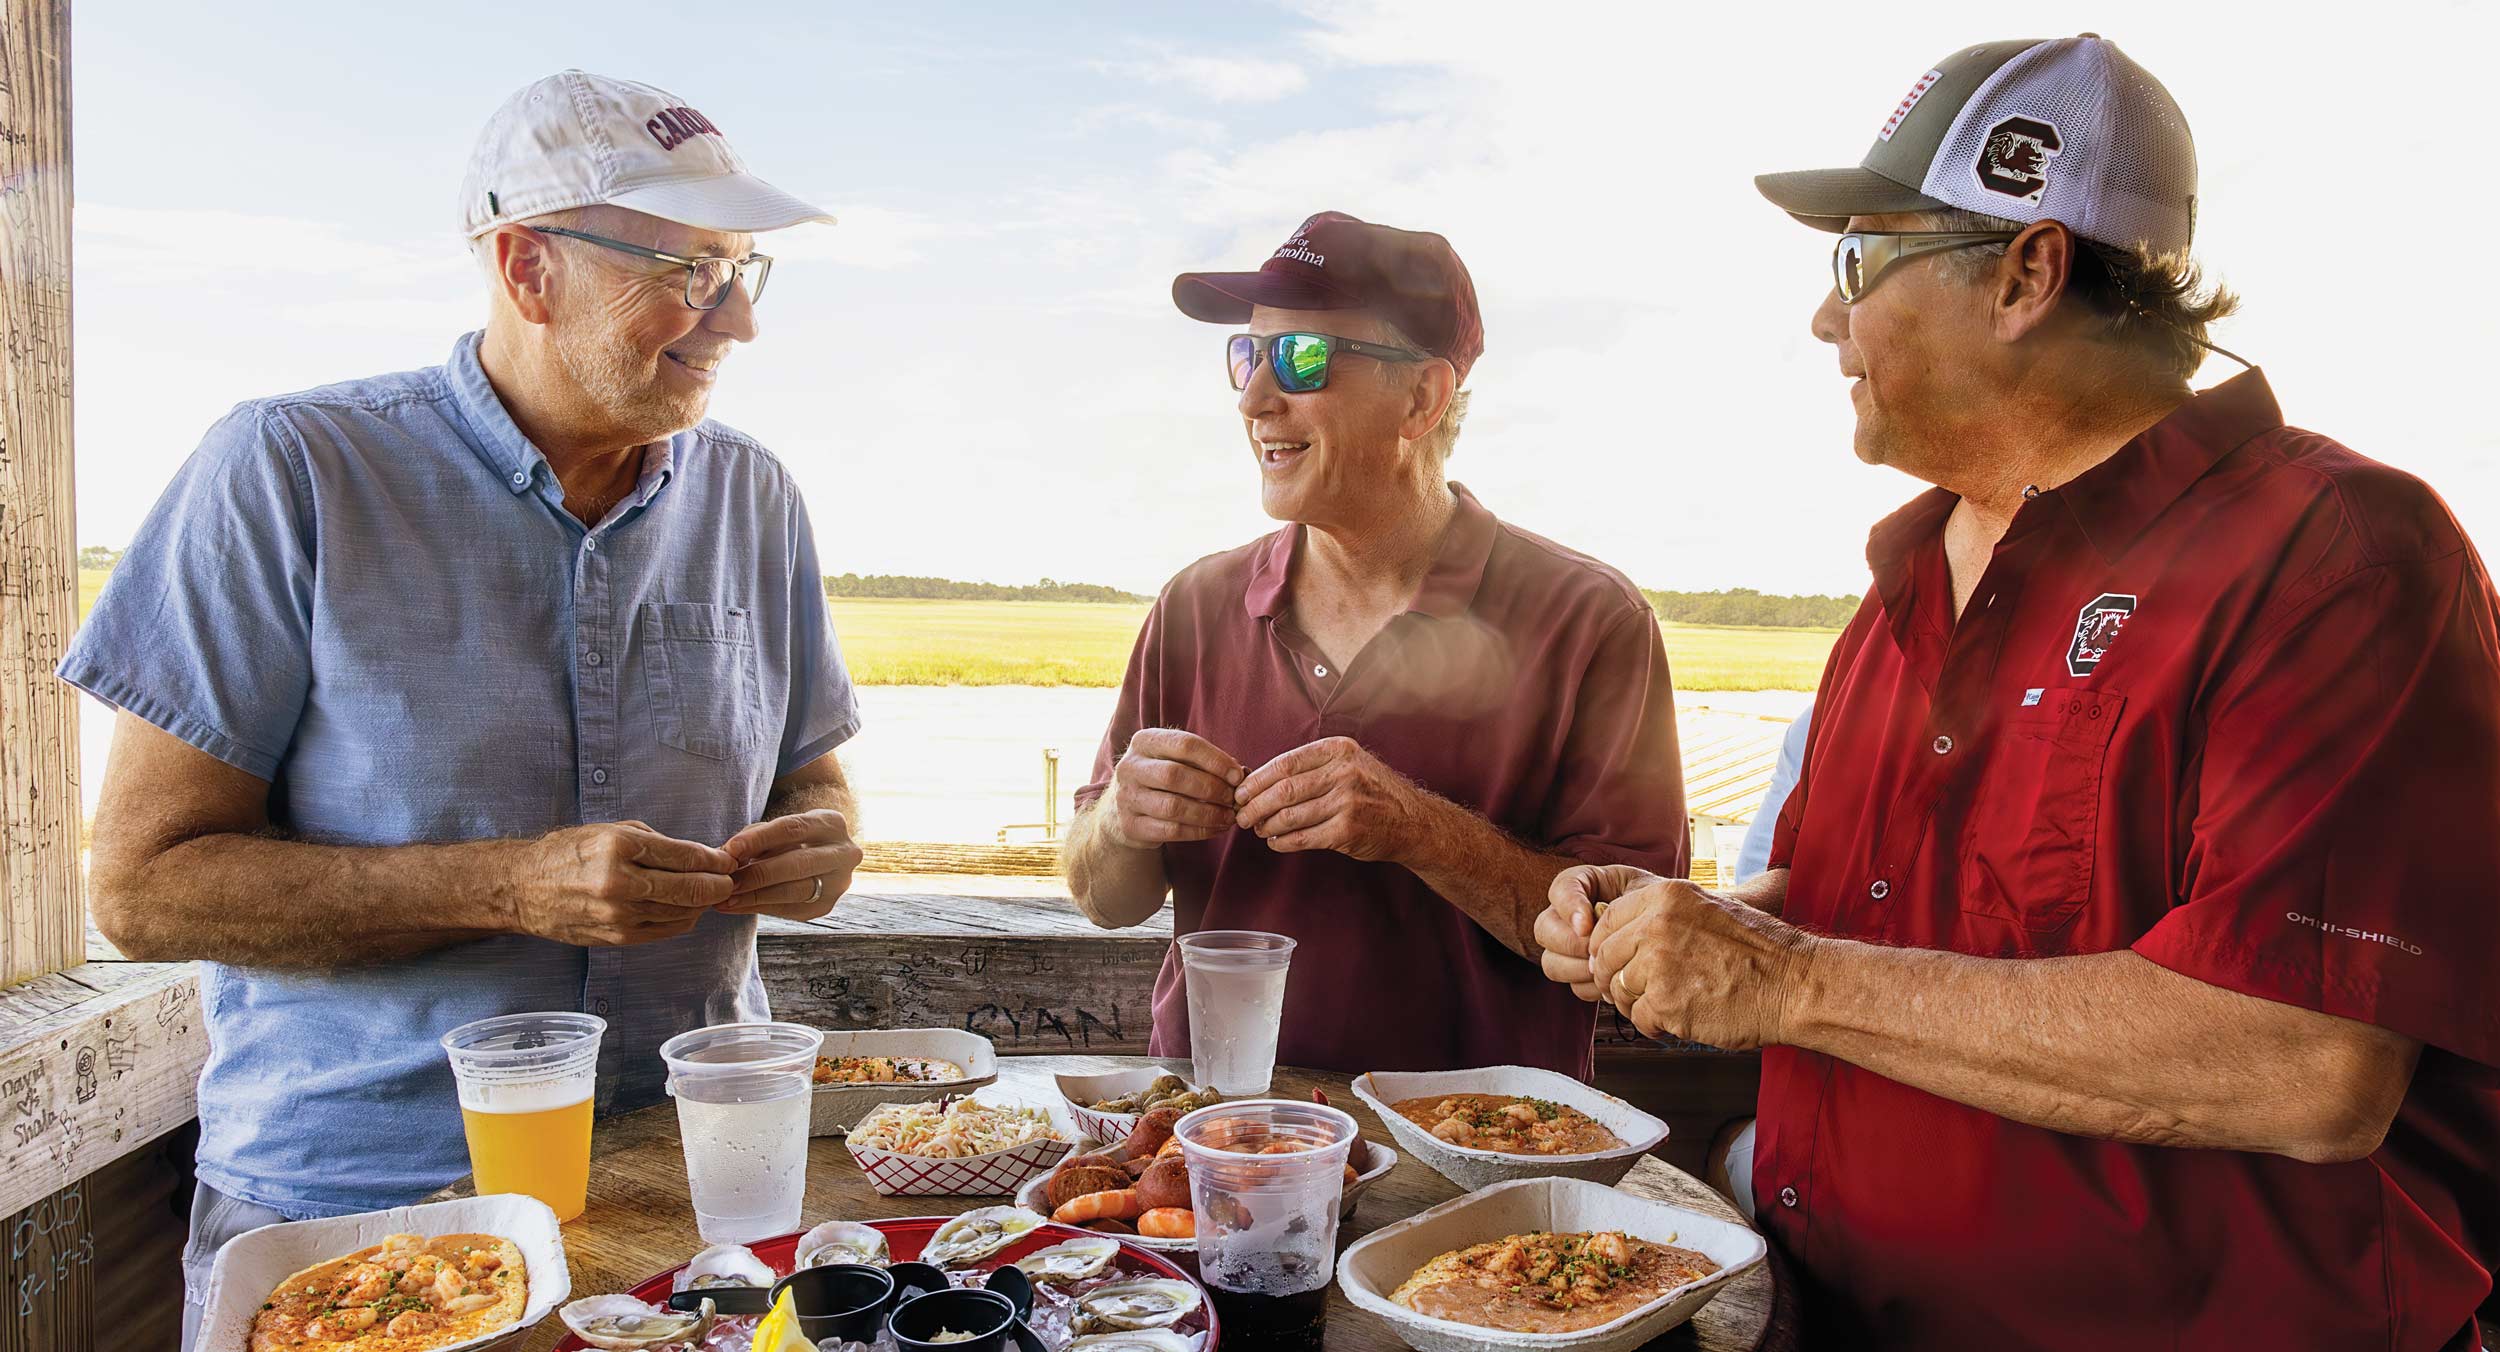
249, 1232, 524, 1350
1392, 1093, 1623, 1154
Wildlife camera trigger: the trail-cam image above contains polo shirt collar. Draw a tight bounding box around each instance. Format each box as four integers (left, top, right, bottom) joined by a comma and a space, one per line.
2055, 367, 2283, 562
1241, 482, 1499, 621
444, 329, 680, 509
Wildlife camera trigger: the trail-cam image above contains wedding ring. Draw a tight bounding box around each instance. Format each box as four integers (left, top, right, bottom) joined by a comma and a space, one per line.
808, 876, 825, 904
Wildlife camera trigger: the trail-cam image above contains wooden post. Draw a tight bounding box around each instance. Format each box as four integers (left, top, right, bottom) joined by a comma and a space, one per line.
0, 0, 78, 989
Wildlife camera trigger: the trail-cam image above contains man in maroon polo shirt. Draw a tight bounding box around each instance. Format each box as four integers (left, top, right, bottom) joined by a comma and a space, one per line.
1537, 36, 2500, 1350
1064, 212, 1686, 1078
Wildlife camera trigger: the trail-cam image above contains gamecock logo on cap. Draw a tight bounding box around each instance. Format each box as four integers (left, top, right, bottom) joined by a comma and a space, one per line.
1976, 115, 2062, 204
2067, 592, 2136, 677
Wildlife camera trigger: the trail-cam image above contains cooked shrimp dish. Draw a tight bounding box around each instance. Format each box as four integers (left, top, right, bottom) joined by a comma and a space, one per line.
814, 1054, 964, 1085
1392, 1093, 1622, 1154
1390, 1229, 1718, 1333
250, 1232, 525, 1351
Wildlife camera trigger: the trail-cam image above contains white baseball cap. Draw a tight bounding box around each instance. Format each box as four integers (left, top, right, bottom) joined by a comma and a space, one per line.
1756, 35, 2197, 256
459, 70, 834, 238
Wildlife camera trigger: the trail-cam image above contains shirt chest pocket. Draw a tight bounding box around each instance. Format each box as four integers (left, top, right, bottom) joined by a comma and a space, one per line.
642, 601, 768, 761
1958, 688, 2125, 935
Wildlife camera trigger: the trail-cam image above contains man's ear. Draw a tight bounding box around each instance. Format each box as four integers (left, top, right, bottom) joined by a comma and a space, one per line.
1400, 358, 1457, 444
491, 226, 559, 326
1990, 220, 2075, 344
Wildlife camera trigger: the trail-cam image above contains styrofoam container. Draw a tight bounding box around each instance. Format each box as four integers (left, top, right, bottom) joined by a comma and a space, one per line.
1351, 1066, 1669, 1190
1338, 1176, 1765, 1352
810, 1027, 998, 1136
1015, 1135, 1399, 1253
1052, 1064, 1209, 1144
199, 1193, 571, 1352
845, 1091, 1077, 1196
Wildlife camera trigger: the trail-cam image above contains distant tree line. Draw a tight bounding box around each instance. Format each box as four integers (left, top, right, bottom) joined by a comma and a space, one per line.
78, 545, 122, 569
1642, 587, 1859, 629
824, 573, 1150, 604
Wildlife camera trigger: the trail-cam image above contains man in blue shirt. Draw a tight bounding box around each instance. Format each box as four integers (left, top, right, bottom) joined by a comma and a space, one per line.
57, 71, 861, 1345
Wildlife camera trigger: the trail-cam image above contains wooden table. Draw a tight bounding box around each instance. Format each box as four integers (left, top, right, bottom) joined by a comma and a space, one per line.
439, 1055, 1782, 1351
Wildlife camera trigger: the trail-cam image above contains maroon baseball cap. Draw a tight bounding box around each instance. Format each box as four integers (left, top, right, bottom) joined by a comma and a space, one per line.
1172, 211, 1484, 383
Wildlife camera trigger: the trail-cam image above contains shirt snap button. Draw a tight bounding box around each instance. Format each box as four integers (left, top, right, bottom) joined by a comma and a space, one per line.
591, 767, 609, 785
1779, 1186, 1799, 1208
1932, 734, 1953, 755
1868, 879, 1889, 899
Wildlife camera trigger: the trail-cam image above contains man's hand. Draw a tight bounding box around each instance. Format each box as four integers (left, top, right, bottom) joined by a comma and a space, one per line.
1588, 876, 1818, 1049
510, 821, 740, 946
1102, 729, 1244, 850
1233, 737, 1426, 861
718, 809, 864, 920
1537, 864, 1664, 998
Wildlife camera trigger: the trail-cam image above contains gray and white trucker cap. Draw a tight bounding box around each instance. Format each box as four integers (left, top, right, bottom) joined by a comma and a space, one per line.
1756, 35, 2198, 255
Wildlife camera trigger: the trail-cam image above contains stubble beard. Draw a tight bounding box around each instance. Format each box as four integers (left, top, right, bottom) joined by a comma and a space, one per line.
551, 318, 706, 444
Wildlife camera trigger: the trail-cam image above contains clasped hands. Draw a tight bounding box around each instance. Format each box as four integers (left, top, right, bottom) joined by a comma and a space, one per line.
1534, 863, 1817, 1050
509, 810, 861, 948
1101, 728, 1425, 862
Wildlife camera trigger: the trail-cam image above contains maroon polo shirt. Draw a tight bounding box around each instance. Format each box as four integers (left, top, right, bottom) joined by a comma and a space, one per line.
1767, 370, 2500, 1349
1078, 483, 1687, 1078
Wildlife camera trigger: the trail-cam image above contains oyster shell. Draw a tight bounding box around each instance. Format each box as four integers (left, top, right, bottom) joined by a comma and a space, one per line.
1072, 1333, 1195, 1352
794, 1219, 892, 1269
559, 1294, 715, 1350
672, 1242, 773, 1292
1012, 1235, 1120, 1284
1074, 1278, 1202, 1332
924, 1205, 1048, 1267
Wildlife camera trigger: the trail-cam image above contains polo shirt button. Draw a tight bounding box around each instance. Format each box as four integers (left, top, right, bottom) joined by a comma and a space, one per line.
1314, 663, 1329, 678
591, 998, 611, 1015
1779, 1186, 1799, 1208
1932, 734, 1953, 754
1869, 879, 1889, 899
591, 767, 609, 785
585, 650, 602, 667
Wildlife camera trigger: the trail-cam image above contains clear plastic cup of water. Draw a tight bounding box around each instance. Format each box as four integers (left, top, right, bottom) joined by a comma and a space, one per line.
1176, 1099, 1357, 1351
659, 1021, 821, 1243
1178, 930, 1295, 1096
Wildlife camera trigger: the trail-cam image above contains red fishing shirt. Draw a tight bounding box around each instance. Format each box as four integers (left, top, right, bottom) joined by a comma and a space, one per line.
1767, 370, 2500, 1349
1078, 484, 1687, 1078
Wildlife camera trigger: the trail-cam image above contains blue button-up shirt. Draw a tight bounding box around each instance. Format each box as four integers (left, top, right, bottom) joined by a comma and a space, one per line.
59, 332, 858, 1217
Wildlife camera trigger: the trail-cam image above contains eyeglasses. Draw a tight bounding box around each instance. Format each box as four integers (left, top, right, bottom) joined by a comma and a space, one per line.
1832, 230, 2019, 305
532, 225, 773, 310
1227, 331, 1433, 393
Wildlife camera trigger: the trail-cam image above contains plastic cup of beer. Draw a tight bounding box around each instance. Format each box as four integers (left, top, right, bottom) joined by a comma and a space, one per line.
1176, 1099, 1358, 1352
660, 1022, 822, 1244
440, 1011, 605, 1223
1177, 930, 1295, 1097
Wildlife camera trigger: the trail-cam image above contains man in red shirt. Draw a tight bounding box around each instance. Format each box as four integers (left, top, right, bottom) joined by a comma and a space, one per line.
1538, 35, 2500, 1349
1064, 212, 1686, 1077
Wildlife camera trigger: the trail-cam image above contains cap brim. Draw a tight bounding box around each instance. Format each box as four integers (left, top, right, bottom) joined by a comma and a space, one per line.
1753, 165, 1946, 233
602, 172, 836, 233
1172, 270, 1364, 323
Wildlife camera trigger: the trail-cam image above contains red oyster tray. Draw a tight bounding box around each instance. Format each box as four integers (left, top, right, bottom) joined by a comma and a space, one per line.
547, 1216, 1219, 1351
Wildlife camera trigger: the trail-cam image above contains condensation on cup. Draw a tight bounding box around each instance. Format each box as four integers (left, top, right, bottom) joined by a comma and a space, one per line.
1175, 1099, 1357, 1351
1178, 930, 1295, 1097
440, 1011, 605, 1223
660, 1022, 822, 1244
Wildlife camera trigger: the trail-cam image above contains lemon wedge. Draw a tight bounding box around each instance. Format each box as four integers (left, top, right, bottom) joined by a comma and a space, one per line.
752, 1287, 817, 1352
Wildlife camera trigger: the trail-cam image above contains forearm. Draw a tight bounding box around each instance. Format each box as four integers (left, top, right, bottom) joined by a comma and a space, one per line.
1063, 800, 1172, 929
1788, 942, 2413, 1161
1721, 866, 1788, 917
94, 831, 519, 968
765, 775, 855, 825
1397, 794, 1580, 960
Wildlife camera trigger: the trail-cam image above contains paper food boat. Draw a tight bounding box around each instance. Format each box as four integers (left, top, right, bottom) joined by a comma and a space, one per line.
1351, 1065, 1668, 1191
198, 1193, 571, 1352
810, 1026, 999, 1136
1338, 1176, 1765, 1352
844, 1090, 1078, 1196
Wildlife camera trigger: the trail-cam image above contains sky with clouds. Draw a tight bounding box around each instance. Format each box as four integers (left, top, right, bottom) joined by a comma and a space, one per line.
70, 0, 2500, 598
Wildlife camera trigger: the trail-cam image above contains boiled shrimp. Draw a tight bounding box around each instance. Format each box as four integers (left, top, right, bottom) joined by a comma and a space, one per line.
1052, 1188, 1146, 1223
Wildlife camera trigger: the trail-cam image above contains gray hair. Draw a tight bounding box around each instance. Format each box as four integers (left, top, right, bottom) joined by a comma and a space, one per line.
1915, 208, 2240, 382
1378, 320, 1471, 462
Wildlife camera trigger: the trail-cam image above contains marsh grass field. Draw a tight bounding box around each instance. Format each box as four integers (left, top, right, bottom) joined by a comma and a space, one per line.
78, 572, 1837, 691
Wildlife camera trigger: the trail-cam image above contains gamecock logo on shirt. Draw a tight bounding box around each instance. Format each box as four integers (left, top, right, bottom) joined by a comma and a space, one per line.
2067, 592, 2137, 677
1976, 115, 2062, 203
